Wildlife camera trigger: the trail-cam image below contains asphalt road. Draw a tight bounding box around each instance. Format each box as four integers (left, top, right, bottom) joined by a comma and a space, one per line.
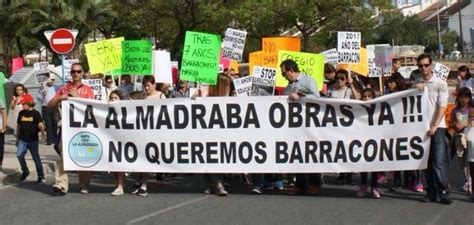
0, 163, 473, 225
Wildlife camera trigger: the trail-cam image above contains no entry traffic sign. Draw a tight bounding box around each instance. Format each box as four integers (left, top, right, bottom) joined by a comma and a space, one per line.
45, 29, 77, 54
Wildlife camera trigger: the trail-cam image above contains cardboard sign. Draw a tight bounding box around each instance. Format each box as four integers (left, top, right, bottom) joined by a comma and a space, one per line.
337, 32, 361, 64
277, 50, 324, 90
374, 45, 392, 76
82, 79, 106, 101
121, 40, 152, 75
233, 76, 253, 96
251, 66, 275, 96
62, 59, 79, 81
222, 28, 247, 62
321, 48, 338, 65
180, 31, 221, 85
367, 45, 382, 78
153, 50, 172, 84
249, 51, 264, 76
261, 37, 301, 70
338, 47, 368, 77
85, 37, 124, 76
432, 63, 450, 82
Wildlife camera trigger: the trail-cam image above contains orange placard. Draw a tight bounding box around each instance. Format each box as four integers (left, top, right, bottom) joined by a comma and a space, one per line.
261, 37, 301, 70
338, 47, 369, 76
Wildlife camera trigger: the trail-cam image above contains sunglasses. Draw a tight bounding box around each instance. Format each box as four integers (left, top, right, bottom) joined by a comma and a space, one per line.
71, 70, 83, 74
417, 64, 430, 68
337, 77, 346, 81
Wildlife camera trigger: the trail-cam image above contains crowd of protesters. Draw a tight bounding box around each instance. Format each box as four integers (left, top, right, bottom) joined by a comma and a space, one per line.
1, 54, 473, 205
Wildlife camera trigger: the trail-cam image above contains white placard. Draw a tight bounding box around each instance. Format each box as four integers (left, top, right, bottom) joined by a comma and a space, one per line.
62, 89, 430, 173
153, 50, 173, 84
62, 59, 79, 82
82, 79, 106, 101
222, 28, 247, 62
337, 32, 361, 64
321, 48, 338, 65
432, 63, 450, 82
233, 76, 253, 96
367, 45, 382, 78
34, 62, 49, 74
251, 66, 275, 96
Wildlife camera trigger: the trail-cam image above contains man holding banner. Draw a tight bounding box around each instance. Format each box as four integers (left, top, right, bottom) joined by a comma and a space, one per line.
49, 63, 94, 196
280, 59, 322, 195
414, 54, 452, 205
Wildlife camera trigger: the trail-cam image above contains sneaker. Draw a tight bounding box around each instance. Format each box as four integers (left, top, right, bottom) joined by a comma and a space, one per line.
262, 182, 274, 191
19, 171, 30, 182
377, 175, 387, 184
111, 188, 124, 196
414, 184, 424, 193
51, 185, 66, 196
216, 187, 228, 196
203, 187, 212, 194
137, 188, 148, 196
80, 188, 89, 194
463, 182, 471, 194
371, 188, 381, 198
36, 177, 46, 184
251, 186, 262, 195
131, 183, 141, 194
356, 186, 367, 198
274, 181, 284, 190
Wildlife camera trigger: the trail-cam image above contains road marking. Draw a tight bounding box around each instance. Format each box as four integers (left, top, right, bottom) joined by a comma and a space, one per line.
126, 195, 211, 224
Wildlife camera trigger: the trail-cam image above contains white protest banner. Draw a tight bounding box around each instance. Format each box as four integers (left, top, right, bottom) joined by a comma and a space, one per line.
398, 66, 418, 79
233, 76, 253, 96
432, 63, 450, 82
62, 89, 430, 173
34, 62, 50, 83
153, 50, 173, 84
222, 28, 247, 62
321, 48, 338, 66
82, 79, 106, 101
337, 32, 361, 64
251, 66, 275, 96
367, 45, 382, 78
62, 59, 79, 82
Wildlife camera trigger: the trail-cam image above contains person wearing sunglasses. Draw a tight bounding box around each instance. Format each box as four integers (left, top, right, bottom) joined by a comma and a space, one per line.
280, 59, 322, 196
48, 63, 95, 196
328, 69, 361, 100
414, 54, 452, 205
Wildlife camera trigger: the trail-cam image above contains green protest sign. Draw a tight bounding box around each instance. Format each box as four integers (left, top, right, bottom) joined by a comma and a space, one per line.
85, 37, 124, 76
180, 31, 221, 85
277, 51, 324, 91
121, 40, 152, 75
0, 72, 5, 108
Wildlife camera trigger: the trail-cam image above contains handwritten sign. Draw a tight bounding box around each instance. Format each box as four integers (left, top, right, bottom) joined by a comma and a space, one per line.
261, 37, 301, 70
82, 79, 106, 101
374, 45, 392, 76
251, 66, 275, 96
153, 50, 172, 83
432, 63, 450, 82
321, 48, 338, 65
337, 32, 361, 64
34, 62, 50, 84
121, 40, 152, 75
277, 50, 324, 90
180, 31, 221, 85
338, 47, 369, 77
249, 51, 264, 75
367, 45, 382, 78
62, 59, 79, 81
85, 37, 124, 76
222, 28, 247, 62
233, 76, 253, 96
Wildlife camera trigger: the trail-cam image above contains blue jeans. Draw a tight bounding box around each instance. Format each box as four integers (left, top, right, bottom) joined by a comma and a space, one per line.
17, 140, 44, 178
424, 128, 449, 199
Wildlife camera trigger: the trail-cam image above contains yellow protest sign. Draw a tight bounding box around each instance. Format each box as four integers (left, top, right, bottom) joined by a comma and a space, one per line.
249, 51, 264, 75
261, 37, 301, 70
230, 60, 239, 73
277, 51, 325, 90
85, 37, 125, 76
338, 47, 368, 76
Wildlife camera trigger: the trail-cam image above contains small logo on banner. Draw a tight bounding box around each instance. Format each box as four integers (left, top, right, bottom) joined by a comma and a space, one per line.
69, 132, 103, 168
402, 96, 422, 123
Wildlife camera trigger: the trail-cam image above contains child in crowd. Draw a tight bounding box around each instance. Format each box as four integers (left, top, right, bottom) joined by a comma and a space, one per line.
15, 94, 46, 184
450, 87, 472, 195
109, 90, 126, 196
357, 88, 381, 198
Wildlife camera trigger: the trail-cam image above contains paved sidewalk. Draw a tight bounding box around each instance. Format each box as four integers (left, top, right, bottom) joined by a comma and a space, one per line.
0, 133, 60, 186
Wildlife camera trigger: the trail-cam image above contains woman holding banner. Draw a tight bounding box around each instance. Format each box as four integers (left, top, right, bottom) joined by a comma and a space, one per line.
108, 90, 127, 196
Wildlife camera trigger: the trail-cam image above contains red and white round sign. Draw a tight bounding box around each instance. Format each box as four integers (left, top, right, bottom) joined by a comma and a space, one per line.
49, 29, 75, 54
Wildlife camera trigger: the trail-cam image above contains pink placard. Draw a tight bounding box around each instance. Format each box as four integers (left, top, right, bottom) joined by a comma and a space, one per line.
11, 57, 24, 74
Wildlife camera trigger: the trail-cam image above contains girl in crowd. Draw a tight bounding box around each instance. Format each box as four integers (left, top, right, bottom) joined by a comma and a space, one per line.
454, 65, 472, 97
357, 88, 381, 198
450, 87, 472, 195
108, 90, 126, 196
331, 69, 360, 184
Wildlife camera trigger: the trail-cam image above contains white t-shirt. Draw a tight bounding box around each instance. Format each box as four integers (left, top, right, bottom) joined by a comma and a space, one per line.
424, 76, 449, 128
